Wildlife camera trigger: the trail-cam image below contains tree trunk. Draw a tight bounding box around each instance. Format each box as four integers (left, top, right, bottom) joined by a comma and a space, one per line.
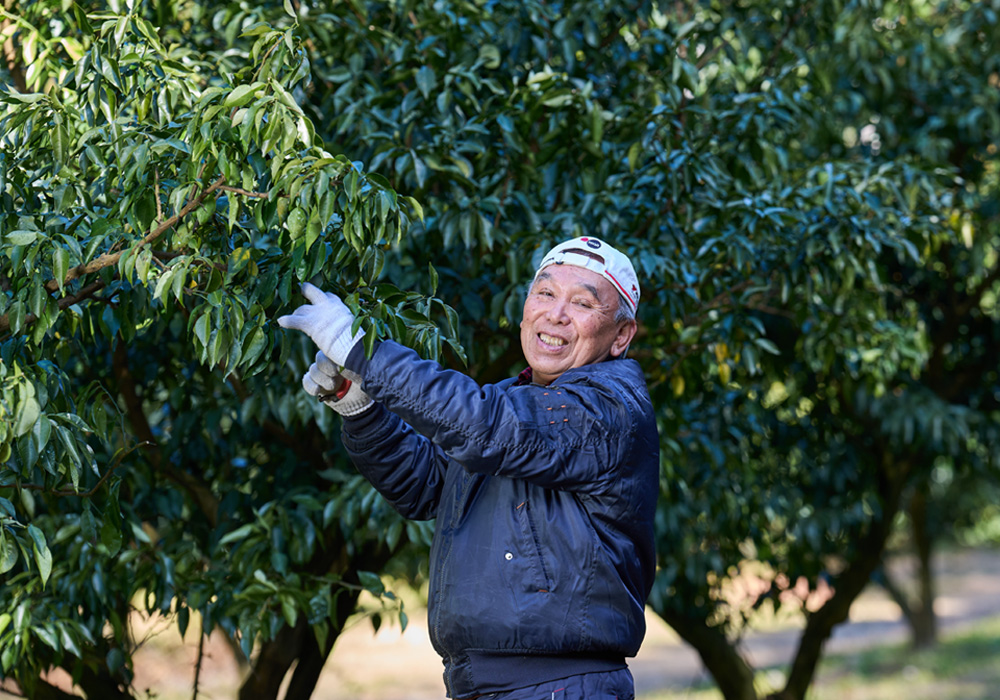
2, 0, 27, 94
877, 485, 938, 650
908, 486, 937, 648
772, 453, 908, 700
237, 543, 402, 699
26, 680, 84, 700
77, 665, 135, 700
282, 579, 360, 697
657, 605, 758, 700
239, 616, 325, 700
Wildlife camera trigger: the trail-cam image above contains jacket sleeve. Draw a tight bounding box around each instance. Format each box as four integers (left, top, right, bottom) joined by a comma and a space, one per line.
339, 402, 449, 520
346, 340, 634, 494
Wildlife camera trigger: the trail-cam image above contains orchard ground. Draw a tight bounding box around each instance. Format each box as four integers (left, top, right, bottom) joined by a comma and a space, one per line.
3, 547, 999, 700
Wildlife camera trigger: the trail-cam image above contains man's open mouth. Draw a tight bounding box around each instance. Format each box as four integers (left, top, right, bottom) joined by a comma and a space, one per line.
538, 332, 567, 347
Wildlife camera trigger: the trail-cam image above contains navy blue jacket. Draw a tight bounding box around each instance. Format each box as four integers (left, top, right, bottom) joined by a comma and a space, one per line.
341, 340, 659, 698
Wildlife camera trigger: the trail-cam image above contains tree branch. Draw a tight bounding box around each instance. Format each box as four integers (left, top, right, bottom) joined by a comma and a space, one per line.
217, 185, 270, 199
0, 176, 225, 336
0, 280, 107, 336
154, 168, 164, 223
18, 442, 145, 497
111, 340, 220, 528
1, 2, 27, 94
46, 176, 226, 294
192, 631, 205, 700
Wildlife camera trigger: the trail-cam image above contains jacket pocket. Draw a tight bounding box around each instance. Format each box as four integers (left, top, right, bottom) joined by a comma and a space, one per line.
515, 498, 554, 593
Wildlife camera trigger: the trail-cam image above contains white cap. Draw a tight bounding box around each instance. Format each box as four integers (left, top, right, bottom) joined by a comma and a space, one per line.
534, 237, 640, 313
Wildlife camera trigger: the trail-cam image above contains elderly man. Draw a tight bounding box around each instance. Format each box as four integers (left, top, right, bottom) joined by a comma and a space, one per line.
278, 237, 659, 700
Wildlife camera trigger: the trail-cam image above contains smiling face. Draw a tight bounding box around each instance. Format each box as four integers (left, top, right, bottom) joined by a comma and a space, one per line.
520, 264, 637, 385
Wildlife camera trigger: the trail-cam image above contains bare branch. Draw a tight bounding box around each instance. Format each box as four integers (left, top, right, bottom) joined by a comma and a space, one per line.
0, 176, 226, 335
192, 632, 205, 700
0, 280, 107, 336
217, 185, 270, 199
154, 168, 164, 223
1, 6, 27, 94
18, 442, 146, 497
45, 176, 226, 294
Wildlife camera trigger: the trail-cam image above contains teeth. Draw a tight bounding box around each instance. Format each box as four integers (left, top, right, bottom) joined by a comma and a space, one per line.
539, 333, 566, 346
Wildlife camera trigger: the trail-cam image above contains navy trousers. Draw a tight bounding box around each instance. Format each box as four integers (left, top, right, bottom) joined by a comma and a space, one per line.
461, 668, 635, 700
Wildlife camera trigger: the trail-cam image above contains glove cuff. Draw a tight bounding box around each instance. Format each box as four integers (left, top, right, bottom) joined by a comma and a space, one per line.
325, 393, 374, 416
328, 327, 365, 367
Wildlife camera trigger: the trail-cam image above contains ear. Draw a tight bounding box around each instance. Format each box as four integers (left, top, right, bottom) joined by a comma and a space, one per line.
609, 320, 637, 358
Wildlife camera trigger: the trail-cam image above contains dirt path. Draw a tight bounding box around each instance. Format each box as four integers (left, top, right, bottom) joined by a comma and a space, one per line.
4, 549, 998, 700
318, 548, 1000, 699
632, 548, 1000, 691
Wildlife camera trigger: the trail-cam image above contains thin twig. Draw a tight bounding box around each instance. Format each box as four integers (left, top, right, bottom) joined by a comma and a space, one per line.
217, 185, 269, 199
0, 176, 226, 335
154, 168, 164, 223
18, 442, 147, 497
1, 280, 107, 338
192, 631, 205, 700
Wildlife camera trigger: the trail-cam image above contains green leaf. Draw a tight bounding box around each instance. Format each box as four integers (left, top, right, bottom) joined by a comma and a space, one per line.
106, 647, 126, 675
5, 231, 38, 246
403, 196, 424, 222
153, 270, 175, 304
280, 594, 298, 628
100, 511, 122, 556
224, 82, 263, 109
241, 326, 268, 368
428, 263, 438, 295
241, 22, 271, 38
357, 570, 385, 596
33, 625, 59, 651
60, 626, 82, 658
363, 323, 377, 358
287, 207, 307, 239
28, 524, 52, 587
14, 397, 40, 438
52, 119, 69, 165
177, 607, 190, 638
754, 337, 780, 355
0, 535, 17, 575
416, 65, 436, 99
52, 247, 70, 292
194, 312, 211, 348
219, 523, 256, 546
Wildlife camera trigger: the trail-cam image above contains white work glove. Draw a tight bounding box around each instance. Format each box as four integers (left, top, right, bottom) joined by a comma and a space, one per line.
276, 283, 364, 366
303, 351, 373, 416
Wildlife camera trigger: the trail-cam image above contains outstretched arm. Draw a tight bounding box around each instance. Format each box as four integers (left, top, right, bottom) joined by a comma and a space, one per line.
339, 403, 450, 520
346, 341, 637, 494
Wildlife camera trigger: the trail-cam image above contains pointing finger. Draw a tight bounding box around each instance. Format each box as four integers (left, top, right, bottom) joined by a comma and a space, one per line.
300, 282, 328, 305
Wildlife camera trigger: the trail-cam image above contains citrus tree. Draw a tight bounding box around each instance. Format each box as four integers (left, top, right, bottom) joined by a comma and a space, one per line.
0, 1, 448, 697
2, 1, 998, 699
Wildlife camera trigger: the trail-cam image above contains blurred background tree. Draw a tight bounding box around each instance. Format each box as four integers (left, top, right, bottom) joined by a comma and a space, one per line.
1, 1, 998, 699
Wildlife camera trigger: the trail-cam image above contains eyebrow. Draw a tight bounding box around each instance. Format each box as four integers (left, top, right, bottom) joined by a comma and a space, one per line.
534, 272, 603, 301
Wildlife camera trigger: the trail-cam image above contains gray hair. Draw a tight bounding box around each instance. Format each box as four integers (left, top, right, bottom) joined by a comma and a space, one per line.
614, 296, 636, 324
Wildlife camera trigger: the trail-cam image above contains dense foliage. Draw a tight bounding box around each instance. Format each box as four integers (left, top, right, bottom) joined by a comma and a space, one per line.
1, 1, 997, 699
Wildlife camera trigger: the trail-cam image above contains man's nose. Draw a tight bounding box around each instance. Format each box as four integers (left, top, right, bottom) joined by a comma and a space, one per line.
545, 297, 570, 323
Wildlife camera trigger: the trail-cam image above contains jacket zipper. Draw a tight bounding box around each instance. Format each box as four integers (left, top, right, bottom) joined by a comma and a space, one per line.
434, 471, 473, 697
